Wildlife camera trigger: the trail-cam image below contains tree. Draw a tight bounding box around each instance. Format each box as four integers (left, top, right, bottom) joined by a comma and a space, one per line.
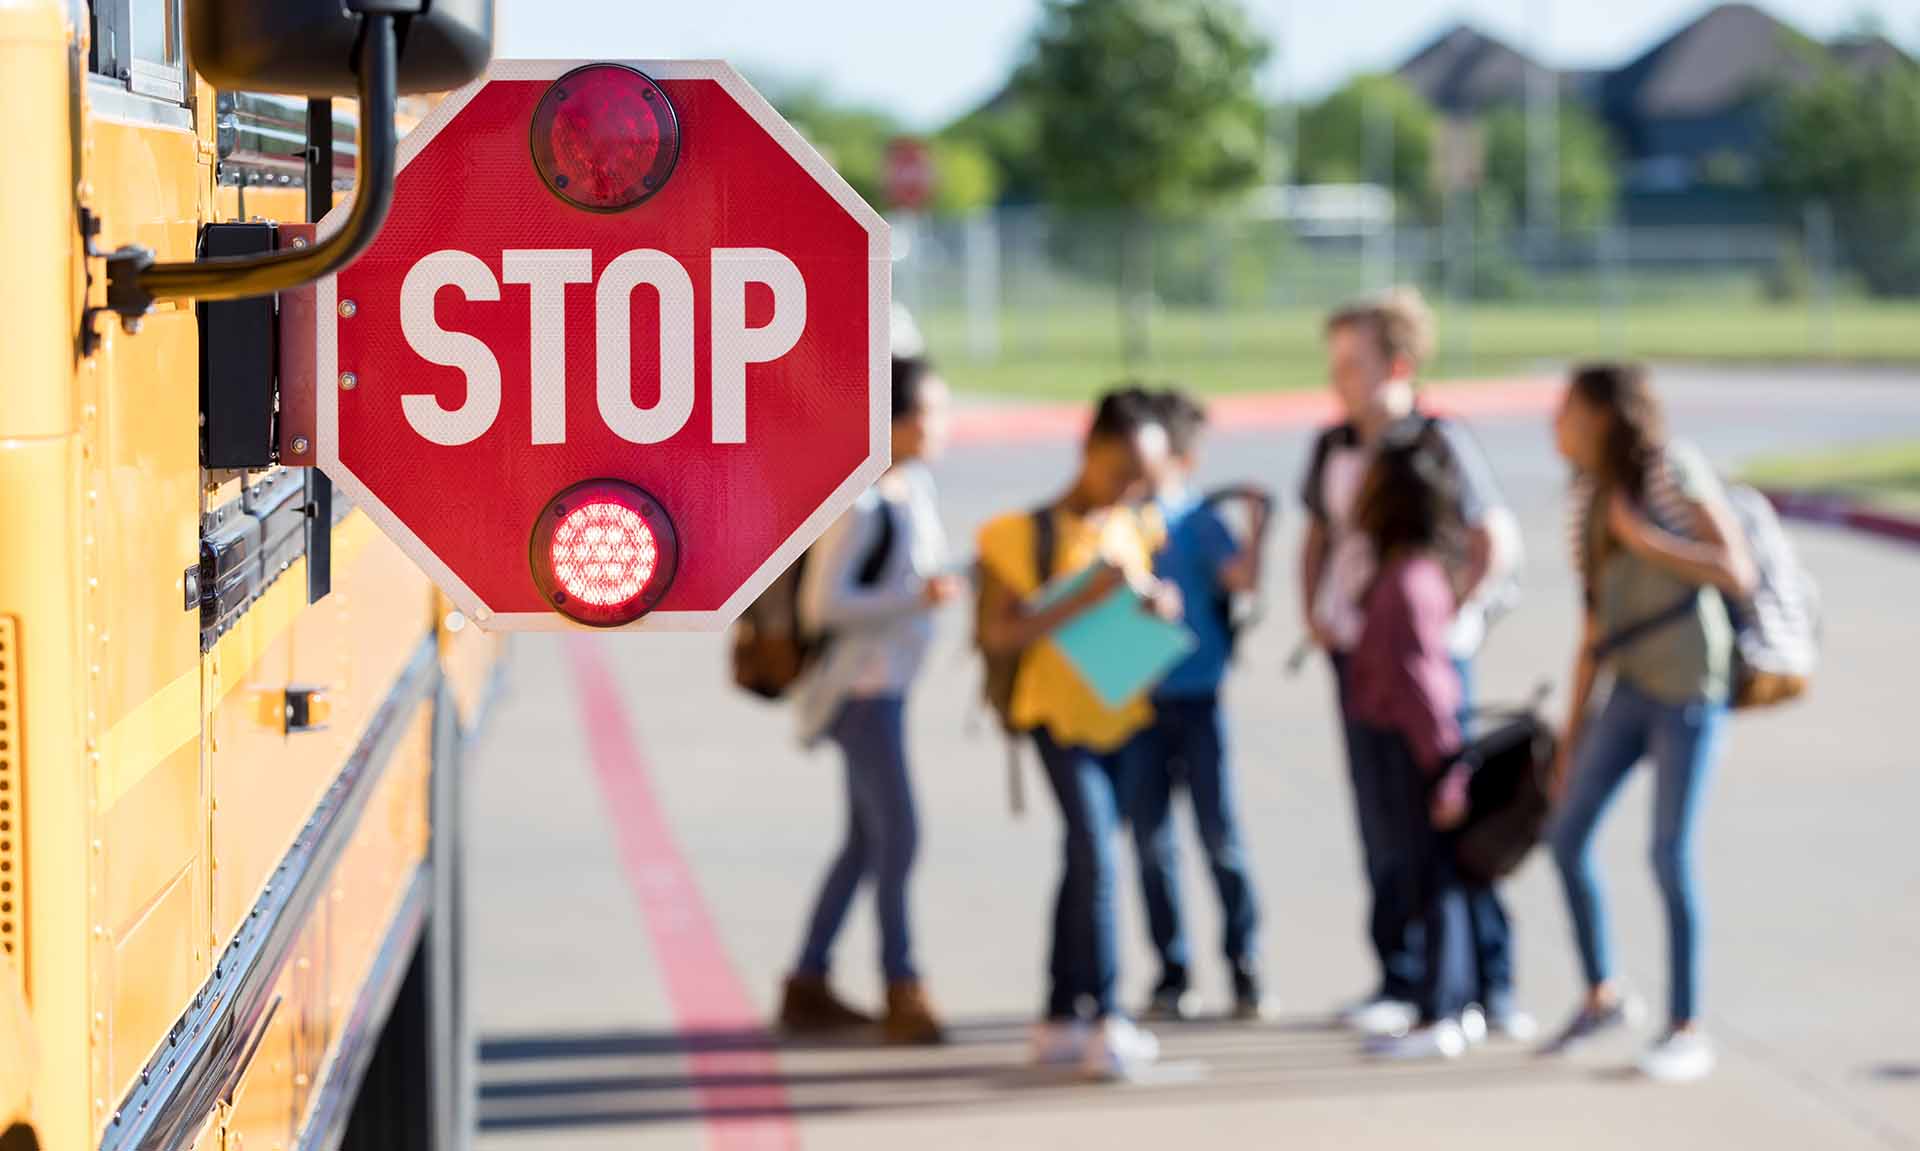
1016, 0, 1271, 361
1481, 103, 1619, 234
1295, 75, 1438, 221
927, 136, 1002, 216
760, 77, 897, 209
1767, 60, 1920, 296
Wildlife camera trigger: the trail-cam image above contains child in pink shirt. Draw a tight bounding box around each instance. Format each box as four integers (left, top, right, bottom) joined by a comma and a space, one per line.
1348, 431, 1478, 1060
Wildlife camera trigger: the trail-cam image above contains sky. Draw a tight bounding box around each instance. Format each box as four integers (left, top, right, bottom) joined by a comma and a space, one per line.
499, 0, 1920, 129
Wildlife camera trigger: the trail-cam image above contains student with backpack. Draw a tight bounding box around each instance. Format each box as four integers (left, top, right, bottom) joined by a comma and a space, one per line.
1126, 388, 1274, 1022
775, 354, 963, 1045
1349, 427, 1482, 1060
1298, 289, 1531, 1042
975, 387, 1182, 1079
1543, 362, 1757, 1081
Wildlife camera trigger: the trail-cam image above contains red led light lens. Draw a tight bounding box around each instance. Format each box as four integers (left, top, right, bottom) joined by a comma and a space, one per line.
530, 480, 679, 627
529, 63, 681, 213
551, 502, 658, 607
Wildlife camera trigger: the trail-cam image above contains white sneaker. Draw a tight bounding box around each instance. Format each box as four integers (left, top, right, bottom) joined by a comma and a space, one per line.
1367, 1019, 1468, 1061
1460, 1005, 1488, 1046
1341, 996, 1418, 1038
1028, 1019, 1091, 1068
1487, 1006, 1540, 1043
1637, 1030, 1716, 1083
1081, 1017, 1161, 1081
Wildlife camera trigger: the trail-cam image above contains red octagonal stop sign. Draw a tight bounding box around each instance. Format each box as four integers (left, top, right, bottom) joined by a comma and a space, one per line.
315, 60, 890, 630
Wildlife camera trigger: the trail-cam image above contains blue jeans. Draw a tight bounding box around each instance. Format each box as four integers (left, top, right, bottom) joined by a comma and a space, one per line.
1454, 658, 1516, 1014
1550, 679, 1726, 1025
1126, 695, 1260, 975
1034, 730, 1127, 1019
795, 697, 921, 983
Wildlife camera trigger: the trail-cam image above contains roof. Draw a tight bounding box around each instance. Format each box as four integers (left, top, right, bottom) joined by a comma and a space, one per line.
1396, 23, 1554, 115
1832, 34, 1914, 75
1603, 3, 1823, 118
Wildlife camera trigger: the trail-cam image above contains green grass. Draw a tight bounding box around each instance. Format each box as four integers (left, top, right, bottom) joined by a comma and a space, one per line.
1743, 441, 1920, 512
921, 300, 1920, 399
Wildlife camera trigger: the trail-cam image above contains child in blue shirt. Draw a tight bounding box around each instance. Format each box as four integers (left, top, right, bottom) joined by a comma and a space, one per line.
1127, 389, 1274, 1020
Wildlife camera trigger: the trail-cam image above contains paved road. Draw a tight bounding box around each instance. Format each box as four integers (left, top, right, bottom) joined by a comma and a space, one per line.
468, 367, 1920, 1151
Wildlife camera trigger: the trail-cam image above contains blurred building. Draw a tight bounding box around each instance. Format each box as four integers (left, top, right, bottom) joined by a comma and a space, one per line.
1395, 2, 1915, 226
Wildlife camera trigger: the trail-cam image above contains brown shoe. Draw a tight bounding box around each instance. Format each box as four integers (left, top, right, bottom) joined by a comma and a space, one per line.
883, 980, 946, 1045
778, 975, 874, 1034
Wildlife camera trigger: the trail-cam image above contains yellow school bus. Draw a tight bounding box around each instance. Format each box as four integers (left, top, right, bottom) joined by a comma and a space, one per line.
0, 2, 494, 1148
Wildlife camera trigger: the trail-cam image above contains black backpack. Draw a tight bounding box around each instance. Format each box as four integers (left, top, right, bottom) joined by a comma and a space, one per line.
1197, 487, 1274, 661
731, 500, 896, 701
1453, 702, 1559, 885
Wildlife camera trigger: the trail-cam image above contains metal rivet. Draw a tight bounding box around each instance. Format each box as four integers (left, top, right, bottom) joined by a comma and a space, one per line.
291, 237, 309, 249
292, 436, 310, 455
340, 371, 358, 391
338, 299, 357, 319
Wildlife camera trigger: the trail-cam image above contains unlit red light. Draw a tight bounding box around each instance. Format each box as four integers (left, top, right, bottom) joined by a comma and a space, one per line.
550, 501, 659, 607
530, 64, 681, 213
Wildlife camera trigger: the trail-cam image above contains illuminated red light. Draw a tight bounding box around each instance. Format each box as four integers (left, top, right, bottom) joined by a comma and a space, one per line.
551, 502, 658, 607
529, 64, 681, 213
530, 480, 679, 626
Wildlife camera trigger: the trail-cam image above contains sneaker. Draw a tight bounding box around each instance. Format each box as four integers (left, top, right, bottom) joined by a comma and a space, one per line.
778, 974, 874, 1034
1485, 1004, 1540, 1043
1539, 992, 1647, 1056
1637, 1030, 1716, 1083
1460, 1005, 1488, 1046
1340, 995, 1418, 1038
1143, 968, 1200, 1022
883, 980, 945, 1046
1029, 1018, 1092, 1068
1367, 1019, 1468, 1061
1081, 1016, 1161, 1081
1231, 962, 1278, 1022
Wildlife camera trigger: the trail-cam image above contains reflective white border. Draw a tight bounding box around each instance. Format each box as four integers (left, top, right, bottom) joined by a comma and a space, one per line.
316, 60, 892, 633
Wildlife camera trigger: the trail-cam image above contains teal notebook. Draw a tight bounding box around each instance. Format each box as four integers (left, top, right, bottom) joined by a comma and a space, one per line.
1032, 569, 1198, 709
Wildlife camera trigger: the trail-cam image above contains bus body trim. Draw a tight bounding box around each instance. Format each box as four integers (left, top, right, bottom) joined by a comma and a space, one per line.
99, 636, 439, 1151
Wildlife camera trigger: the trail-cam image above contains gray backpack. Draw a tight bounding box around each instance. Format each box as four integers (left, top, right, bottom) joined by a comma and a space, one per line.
1722, 484, 1820, 709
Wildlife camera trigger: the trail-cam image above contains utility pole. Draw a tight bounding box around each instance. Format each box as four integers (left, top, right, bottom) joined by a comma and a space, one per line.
1526, 0, 1560, 257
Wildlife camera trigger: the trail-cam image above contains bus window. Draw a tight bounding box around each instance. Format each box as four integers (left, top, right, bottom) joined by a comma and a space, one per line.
91, 0, 186, 104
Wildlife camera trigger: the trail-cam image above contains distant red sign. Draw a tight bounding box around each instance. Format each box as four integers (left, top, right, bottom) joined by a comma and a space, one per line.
885, 136, 936, 212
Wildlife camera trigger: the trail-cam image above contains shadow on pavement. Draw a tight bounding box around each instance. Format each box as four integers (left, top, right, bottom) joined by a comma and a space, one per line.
478, 1014, 1587, 1134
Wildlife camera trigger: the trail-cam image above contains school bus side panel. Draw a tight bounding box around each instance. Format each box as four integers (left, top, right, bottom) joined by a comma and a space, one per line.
0, 3, 126, 1148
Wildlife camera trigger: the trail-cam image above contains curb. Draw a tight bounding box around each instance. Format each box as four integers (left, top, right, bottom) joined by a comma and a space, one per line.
947, 376, 1560, 447
1762, 489, 1920, 548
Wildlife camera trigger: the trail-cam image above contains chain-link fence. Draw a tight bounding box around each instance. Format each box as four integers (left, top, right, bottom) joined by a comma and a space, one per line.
892, 196, 1919, 397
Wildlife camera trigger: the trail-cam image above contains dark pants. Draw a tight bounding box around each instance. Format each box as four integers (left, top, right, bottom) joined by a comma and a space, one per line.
795, 697, 920, 983
1034, 729, 1127, 1020
1125, 695, 1260, 975
1350, 723, 1474, 1025
1335, 653, 1515, 1008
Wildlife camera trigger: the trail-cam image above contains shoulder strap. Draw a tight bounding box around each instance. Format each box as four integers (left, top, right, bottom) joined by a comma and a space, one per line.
1591, 591, 1701, 661
1030, 504, 1057, 588
854, 498, 898, 587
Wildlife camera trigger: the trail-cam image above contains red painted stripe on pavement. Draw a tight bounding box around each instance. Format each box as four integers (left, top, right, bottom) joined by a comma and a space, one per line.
1763, 489, 1920, 547
566, 636, 800, 1151
946, 376, 1559, 446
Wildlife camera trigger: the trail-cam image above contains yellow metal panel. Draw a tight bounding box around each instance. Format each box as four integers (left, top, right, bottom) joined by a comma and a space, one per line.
0, 950, 30, 1134
0, 618, 19, 963
321, 710, 431, 1067
1, 433, 90, 1151
0, 0, 77, 441
101, 742, 202, 1098
222, 994, 294, 1151
207, 515, 428, 947
103, 863, 198, 1103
